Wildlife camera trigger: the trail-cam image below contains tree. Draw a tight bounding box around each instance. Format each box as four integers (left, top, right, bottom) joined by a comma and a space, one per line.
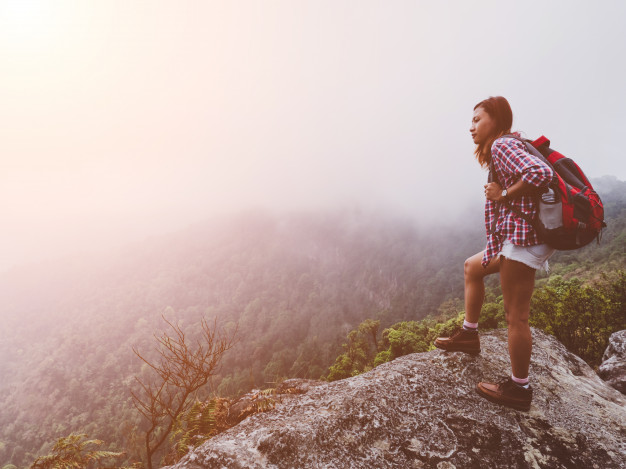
530, 272, 625, 366
327, 319, 381, 381
29, 433, 123, 469
131, 317, 236, 469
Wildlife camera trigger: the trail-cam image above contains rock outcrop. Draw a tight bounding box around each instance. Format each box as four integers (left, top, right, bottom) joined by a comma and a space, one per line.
167, 329, 626, 469
598, 330, 626, 394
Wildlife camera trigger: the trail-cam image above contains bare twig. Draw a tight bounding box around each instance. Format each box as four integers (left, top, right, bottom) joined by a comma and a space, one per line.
131, 316, 236, 469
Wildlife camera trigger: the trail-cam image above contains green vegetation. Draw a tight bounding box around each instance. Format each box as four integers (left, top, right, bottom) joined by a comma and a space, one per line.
328, 270, 625, 381
530, 272, 625, 366
169, 399, 218, 463
327, 319, 382, 381
29, 433, 124, 469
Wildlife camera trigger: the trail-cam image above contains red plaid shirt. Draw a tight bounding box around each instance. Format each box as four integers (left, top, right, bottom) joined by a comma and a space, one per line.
482, 135, 554, 267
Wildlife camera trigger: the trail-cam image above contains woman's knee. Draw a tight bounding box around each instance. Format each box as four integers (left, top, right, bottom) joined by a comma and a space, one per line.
504, 306, 530, 326
464, 255, 483, 280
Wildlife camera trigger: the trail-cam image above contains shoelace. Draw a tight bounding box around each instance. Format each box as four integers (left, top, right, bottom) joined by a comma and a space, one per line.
499, 377, 530, 392
498, 377, 515, 389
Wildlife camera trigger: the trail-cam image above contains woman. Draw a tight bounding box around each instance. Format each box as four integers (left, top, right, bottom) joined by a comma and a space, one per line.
434, 96, 554, 411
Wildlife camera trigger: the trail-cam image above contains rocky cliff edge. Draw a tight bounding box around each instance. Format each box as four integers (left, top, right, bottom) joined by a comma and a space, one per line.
167, 328, 626, 469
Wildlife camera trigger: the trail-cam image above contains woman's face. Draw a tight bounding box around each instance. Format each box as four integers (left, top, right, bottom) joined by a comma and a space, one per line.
470, 106, 496, 145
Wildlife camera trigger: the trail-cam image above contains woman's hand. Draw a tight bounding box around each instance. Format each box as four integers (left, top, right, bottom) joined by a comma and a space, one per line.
484, 182, 504, 201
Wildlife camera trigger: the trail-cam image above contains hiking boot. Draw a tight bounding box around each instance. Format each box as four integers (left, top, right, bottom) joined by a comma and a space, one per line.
476, 377, 533, 411
434, 328, 480, 355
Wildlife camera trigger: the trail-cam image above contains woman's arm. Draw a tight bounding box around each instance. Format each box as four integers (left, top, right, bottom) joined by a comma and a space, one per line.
488, 137, 554, 201
484, 179, 536, 202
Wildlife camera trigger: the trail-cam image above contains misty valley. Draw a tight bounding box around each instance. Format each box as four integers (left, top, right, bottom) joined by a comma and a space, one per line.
0, 177, 624, 468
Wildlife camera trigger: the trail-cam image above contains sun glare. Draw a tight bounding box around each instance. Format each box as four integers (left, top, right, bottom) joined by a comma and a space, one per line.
0, 0, 60, 50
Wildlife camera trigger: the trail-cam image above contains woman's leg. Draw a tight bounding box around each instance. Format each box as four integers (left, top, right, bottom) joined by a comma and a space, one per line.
434, 251, 500, 353
464, 251, 500, 324
499, 256, 536, 379
475, 256, 537, 411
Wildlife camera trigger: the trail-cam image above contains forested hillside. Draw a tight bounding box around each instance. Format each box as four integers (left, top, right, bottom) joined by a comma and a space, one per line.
0, 210, 483, 467
0, 177, 623, 468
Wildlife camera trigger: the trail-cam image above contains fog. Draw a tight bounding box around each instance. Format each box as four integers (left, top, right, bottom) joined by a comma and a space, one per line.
1, 0, 625, 272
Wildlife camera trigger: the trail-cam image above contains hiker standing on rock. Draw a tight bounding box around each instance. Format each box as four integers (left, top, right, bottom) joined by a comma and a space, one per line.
434, 96, 554, 411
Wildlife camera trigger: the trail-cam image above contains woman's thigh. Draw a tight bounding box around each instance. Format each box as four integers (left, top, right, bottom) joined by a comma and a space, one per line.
499, 257, 536, 320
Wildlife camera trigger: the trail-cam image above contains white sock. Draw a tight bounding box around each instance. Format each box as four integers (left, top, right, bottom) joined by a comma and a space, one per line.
511, 374, 530, 388
463, 320, 478, 331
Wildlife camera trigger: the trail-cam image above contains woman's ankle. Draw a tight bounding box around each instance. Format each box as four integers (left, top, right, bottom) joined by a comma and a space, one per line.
463, 319, 478, 331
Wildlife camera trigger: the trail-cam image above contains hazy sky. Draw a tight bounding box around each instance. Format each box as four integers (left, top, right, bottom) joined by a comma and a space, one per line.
1, 0, 625, 272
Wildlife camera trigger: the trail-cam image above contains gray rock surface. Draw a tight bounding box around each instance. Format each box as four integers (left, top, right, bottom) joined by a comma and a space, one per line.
224, 379, 326, 427
598, 329, 626, 394
166, 328, 626, 469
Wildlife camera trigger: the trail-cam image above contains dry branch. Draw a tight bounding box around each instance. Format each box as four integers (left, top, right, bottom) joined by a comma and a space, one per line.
131, 316, 236, 469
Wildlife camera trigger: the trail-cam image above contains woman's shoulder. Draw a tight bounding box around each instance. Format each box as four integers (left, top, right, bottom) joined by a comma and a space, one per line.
491, 133, 526, 155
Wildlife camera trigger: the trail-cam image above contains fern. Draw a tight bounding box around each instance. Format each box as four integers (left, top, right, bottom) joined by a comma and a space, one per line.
170, 399, 218, 459
29, 433, 124, 469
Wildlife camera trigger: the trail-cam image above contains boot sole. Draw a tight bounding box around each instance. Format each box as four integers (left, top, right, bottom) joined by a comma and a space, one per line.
475, 385, 531, 411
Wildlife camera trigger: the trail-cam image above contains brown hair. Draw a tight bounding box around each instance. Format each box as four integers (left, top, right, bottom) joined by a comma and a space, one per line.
473, 96, 513, 168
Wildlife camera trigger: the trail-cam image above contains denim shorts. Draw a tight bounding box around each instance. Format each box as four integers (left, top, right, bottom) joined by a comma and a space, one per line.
499, 239, 556, 271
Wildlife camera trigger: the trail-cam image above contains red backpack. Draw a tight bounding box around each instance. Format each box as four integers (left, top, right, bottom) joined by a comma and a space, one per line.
497, 135, 606, 250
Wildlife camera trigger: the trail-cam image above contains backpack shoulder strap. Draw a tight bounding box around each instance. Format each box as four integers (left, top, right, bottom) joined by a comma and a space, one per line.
488, 160, 497, 183
501, 134, 555, 172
